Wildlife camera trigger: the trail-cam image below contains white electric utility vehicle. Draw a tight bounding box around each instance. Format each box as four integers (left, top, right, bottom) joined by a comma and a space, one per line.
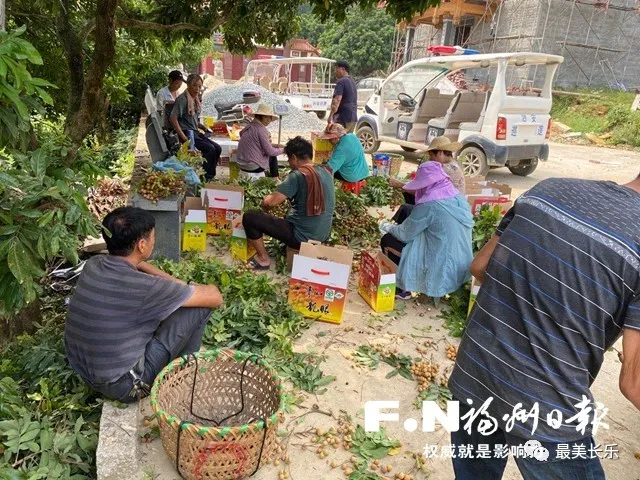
245, 57, 335, 119
355, 52, 564, 177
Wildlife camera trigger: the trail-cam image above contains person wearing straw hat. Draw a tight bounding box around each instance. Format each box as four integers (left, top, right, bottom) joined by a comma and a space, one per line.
236, 104, 284, 179
390, 136, 465, 204
319, 123, 369, 183
380, 161, 473, 302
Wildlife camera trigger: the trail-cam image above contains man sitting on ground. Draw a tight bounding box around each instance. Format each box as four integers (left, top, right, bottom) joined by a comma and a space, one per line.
241, 137, 335, 269
321, 123, 369, 183
65, 207, 222, 402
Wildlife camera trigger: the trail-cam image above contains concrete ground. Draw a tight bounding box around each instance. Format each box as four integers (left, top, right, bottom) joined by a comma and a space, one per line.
100, 141, 640, 480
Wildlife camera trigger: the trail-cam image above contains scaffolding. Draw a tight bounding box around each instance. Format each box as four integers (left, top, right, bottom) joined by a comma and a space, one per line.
389, 0, 640, 89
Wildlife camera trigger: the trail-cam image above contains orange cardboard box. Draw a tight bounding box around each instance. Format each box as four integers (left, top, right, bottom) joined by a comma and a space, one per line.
200, 184, 244, 235
358, 251, 397, 312
288, 242, 353, 324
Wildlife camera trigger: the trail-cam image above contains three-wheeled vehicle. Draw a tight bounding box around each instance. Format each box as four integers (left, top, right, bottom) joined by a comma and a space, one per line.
244, 57, 335, 118
356, 52, 564, 177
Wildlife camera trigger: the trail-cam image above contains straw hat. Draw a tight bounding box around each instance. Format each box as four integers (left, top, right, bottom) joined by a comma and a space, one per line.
319, 123, 347, 140
253, 104, 278, 120
426, 136, 462, 152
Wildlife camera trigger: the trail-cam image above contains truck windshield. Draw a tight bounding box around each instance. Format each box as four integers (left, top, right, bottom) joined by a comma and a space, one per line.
383, 65, 447, 101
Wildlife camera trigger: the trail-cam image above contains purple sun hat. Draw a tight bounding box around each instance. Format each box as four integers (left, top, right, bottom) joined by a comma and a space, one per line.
403, 161, 459, 204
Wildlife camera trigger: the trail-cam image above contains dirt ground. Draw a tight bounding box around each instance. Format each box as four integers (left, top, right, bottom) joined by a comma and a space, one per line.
137, 142, 640, 480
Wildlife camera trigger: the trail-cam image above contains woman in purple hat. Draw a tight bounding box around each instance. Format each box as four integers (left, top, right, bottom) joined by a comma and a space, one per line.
380, 162, 474, 302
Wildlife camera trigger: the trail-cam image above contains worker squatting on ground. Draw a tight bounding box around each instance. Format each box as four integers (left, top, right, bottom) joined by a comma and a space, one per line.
64, 207, 222, 403
449, 172, 640, 479
240, 137, 335, 270
380, 162, 474, 302
389, 136, 466, 205
319, 123, 369, 183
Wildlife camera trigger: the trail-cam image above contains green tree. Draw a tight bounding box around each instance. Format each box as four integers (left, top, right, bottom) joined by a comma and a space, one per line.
7, 0, 439, 156
317, 7, 396, 78
0, 28, 101, 317
298, 11, 325, 47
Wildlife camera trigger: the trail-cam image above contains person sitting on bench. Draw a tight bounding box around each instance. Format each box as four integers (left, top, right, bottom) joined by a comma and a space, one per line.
65, 207, 223, 402
170, 73, 221, 180
236, 104, 283, 179
240, 137, 335, 270
321, 123, 369, 183
156, 70, 184, 128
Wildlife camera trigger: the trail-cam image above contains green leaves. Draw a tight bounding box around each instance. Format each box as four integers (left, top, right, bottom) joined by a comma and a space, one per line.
472, 205, 502, 253
274, 354, 336, 394
0, 27, 55, 148
349, 425, 401, 461
0, 416, 42, 457
0, 141, 100, 316
0, 295, 102, 477
7, 240, 30, 285
359, 177, 405, 208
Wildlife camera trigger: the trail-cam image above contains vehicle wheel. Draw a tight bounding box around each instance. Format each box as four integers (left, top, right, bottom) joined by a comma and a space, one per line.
357, 125, 380, 154
401, 146, 417, 153
458, 146, 489, 177
316, 111, 327, 120
508, 158, 538, 176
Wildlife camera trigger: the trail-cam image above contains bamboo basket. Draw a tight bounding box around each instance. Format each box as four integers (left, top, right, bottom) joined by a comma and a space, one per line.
150, 349, 284, 480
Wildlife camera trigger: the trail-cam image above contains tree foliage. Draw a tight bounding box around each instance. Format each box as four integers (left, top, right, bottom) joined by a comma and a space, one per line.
314, 7, 396, 78
7, 0, 439, 152
0, 26, 54, 150
0, 31, 101, 316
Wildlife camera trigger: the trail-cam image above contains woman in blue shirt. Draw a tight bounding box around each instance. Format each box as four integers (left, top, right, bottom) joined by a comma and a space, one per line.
320, 123, 369, 182
380, 161, 474, 302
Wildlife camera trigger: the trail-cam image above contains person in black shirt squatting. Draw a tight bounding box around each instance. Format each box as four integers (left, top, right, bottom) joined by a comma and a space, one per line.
328, 60, 358, 133
65, 207, 223, 402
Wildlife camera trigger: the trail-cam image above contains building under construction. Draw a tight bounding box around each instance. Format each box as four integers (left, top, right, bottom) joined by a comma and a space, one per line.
391, 0, 640, 89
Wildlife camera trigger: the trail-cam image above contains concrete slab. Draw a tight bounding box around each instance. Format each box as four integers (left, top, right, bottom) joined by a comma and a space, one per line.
96, 402, 141, 480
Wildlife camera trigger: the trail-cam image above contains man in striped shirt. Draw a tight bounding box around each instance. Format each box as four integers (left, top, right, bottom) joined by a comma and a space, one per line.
449, 173, 640, 479
65, 207, 222, 402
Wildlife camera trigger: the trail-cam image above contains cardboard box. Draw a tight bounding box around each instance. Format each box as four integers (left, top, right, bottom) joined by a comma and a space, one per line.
311, 131, 334, 164
468, 278, 481, 316
288, 242, 353, 324
466, 194, 513, 216
182, 197, 208, 252
465, 180, 512, 197
231, 226, 256, 262
465, 180, 512, 216
200, 184, 244, 235
358, 251, 397, 312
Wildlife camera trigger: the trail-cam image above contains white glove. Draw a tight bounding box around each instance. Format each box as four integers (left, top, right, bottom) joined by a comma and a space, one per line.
379, 221, 393, 235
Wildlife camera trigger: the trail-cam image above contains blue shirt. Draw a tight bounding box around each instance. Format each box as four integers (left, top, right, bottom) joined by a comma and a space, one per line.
387, 195, 474, 298
327, 134, 370, 182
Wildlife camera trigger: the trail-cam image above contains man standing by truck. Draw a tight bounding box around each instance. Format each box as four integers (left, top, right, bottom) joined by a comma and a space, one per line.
328, 60, 358, 133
